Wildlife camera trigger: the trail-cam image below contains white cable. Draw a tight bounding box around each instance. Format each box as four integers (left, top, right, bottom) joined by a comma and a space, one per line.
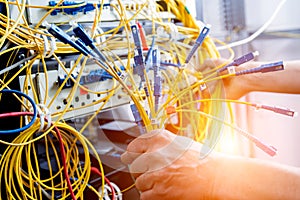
98, 184, 111, 200
20, 168, 52, 199
111, 182, 122, 200
96, 26, 106, 45
0, 54, 36, 75
98, 182, 123, 200
0, 41, 11, 52
217, 0, 287, 50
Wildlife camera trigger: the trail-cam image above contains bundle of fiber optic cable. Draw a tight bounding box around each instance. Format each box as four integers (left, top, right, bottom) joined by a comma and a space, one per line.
0, 0, 242, 199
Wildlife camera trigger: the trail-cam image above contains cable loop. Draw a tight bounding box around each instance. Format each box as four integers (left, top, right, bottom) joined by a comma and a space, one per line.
98, 182, 123, 200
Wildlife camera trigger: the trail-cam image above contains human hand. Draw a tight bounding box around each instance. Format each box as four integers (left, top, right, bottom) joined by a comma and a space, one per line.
201, 58, 260, 99
121, 129, 218, 200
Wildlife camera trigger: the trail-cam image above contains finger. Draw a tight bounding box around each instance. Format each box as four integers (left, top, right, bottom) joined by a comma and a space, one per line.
120, 151, 142, 165
129, 151, 166, 175
140, 185, 180, 200
121, 129, 171, 165
126, 129, 161, 153
140, 190, 161, 200
124, 133, 197, 169
140, 190, 158, 200
121, 132, 158, 165
126, 129, 176, 153
201, 58, 229, 72
129, 135, 193, 175
135, 171, 163, 192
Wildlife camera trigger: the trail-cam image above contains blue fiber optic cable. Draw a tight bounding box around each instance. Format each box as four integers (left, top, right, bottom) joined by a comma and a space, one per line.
235, 61, 284, 76
0, 89, 37, 134
184, 25, 211, 66
130, 104, 146, 134
48, 24, 90, 56
131, 24, 143, 56
152, 49, 161, 113
49, 1, 110, 15
73, 24, 107, 61
217, 51, 259, 73
145, 36, 156, 65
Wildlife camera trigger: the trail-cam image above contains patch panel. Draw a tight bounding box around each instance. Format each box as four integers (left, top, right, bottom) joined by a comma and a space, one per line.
19, 62, 132, 120
24, 0, 175, 25
18, 53, 180, 122
19, 54, 164, 120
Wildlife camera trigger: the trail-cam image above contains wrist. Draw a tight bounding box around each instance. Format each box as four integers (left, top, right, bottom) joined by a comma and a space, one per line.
208, 153, 242, 200
240, 73, 260, 95
198, 152, 225, 199
233, 61, 264, 97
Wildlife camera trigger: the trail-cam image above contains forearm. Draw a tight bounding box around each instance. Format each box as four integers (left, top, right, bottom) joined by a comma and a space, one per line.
213, 154, 300, 200
243, 60, 300, 94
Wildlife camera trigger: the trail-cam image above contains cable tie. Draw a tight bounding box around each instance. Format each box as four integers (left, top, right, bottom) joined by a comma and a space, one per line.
41, 34, 50, 57
227, 66, 236, 74
46, 36, 57, 58
36, 105, 45, 132
37, 104, 51, 132
167, 22, 179, 42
